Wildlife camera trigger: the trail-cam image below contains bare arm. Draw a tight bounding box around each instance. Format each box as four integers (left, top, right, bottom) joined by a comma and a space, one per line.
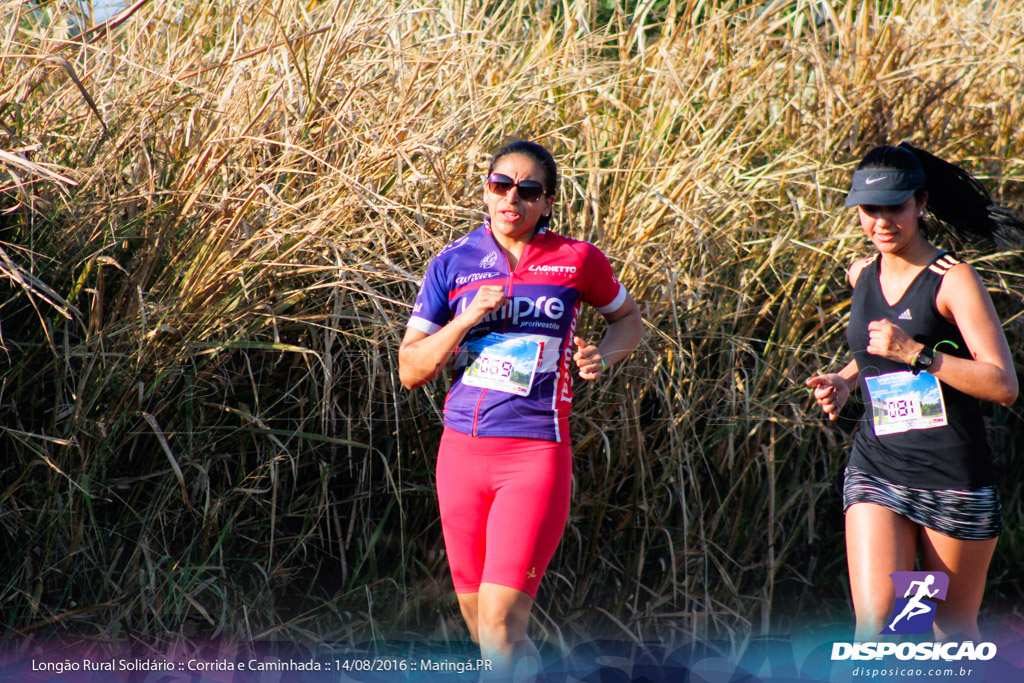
865, 263, 1017, 406
398, 285, 506, 390
931, 263, 1016, 405
572, 293, 643, 380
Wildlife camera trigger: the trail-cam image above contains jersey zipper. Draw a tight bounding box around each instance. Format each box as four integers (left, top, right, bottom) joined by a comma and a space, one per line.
471, 232, 532, 437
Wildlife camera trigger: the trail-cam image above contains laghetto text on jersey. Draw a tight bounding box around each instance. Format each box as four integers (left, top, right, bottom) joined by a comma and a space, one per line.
408, 224, 626, 442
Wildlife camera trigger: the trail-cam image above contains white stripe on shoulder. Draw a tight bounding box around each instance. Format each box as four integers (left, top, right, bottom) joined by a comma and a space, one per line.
596, 284, 628, 314
407, 316, 442, 335
930, 254, 962, 276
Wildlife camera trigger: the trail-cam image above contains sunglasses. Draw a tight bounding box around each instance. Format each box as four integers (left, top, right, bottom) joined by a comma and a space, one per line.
486, 174, 547, 202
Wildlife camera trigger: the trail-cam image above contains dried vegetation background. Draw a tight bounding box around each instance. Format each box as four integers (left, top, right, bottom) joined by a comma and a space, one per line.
1, 0, 1023, 652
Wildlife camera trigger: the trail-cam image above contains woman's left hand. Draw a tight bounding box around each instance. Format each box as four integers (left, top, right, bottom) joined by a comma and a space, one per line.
573, 336, 605, 380
866, 319, 922, 365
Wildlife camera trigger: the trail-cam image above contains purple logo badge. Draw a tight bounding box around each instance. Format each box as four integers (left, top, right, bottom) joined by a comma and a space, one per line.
881, 571, 949, 635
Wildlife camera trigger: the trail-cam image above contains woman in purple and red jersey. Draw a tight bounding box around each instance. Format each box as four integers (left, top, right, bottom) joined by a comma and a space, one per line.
806, 143, 1021, 642
399, 140, 642, 676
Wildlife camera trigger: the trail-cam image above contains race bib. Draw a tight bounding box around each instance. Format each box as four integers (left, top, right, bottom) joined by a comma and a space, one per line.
461, 333, 542, 396
864, 371, 948, 436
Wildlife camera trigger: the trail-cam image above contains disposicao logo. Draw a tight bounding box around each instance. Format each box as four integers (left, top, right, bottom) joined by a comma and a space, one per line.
831, 571, 997, 662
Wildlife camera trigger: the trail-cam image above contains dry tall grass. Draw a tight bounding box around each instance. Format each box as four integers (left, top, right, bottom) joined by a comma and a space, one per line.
1, 0, 1022, 653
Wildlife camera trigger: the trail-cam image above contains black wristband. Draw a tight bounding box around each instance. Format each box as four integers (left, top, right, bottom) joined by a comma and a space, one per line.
912, 346, 934, 375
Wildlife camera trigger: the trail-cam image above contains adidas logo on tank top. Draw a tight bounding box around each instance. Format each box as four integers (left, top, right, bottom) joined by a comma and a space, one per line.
898, 309, 913, 321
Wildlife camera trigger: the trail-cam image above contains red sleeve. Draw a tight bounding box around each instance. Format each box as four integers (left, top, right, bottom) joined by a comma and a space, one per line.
579, 242, 627, 313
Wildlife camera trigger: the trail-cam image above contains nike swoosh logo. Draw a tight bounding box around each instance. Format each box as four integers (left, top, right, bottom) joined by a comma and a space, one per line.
864, 177, 885, 185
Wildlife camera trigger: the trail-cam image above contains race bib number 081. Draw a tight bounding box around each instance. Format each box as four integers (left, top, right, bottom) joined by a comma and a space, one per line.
864, 371, 947, 436
886, 397, 921, 420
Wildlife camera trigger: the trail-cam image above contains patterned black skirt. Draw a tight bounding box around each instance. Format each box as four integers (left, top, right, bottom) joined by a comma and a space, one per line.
843, 466, 1002, 541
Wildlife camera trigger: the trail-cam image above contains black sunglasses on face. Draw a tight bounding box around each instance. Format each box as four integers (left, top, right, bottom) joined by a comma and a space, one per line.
486, 174, 547, 202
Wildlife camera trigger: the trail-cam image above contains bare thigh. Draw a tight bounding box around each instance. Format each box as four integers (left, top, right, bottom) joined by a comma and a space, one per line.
919, 528, 997, 641
846, 502, 918, 640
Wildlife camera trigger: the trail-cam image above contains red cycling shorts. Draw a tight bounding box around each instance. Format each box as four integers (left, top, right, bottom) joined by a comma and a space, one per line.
435, 427, 572, 598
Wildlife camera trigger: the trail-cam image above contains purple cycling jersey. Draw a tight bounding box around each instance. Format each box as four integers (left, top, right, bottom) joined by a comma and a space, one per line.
407, 223, 627, 442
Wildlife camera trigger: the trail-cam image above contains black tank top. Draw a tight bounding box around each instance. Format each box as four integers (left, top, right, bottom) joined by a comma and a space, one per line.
846, 251, 995, 489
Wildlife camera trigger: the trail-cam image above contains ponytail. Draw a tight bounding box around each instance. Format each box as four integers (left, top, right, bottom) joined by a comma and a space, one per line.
897, 142, 1024, 249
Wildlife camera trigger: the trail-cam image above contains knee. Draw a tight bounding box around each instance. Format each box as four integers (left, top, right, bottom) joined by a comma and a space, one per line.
476, 605, 525, 647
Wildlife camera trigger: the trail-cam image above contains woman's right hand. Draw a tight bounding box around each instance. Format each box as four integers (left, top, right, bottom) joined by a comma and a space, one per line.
400, 285, 508, 390
805, 373, 852, 422
458, 285, 508, 325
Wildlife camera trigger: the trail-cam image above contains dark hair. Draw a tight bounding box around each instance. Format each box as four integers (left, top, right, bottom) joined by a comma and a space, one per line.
857, 142, 1024, 248
489, 139, 558, 196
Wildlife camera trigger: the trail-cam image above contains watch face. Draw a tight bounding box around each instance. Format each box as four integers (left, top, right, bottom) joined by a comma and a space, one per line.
917, 348, 934, 369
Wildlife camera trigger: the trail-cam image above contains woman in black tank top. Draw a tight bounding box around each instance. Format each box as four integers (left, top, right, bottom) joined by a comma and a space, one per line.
805, 143, 1021, 642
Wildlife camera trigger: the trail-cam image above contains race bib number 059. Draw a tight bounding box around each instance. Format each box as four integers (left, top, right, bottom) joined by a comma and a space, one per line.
461, 333, 542, 396
864, 371, 948, 436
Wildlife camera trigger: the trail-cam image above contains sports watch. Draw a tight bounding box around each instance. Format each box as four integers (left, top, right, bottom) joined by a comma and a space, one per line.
911, 346, 934, 375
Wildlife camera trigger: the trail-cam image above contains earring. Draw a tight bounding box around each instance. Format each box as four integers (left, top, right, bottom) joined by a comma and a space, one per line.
918, 211, 924, 216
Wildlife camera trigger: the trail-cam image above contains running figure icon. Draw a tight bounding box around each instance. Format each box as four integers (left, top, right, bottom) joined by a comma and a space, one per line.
882, 571, 950, 635
889, 574, 939, 631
